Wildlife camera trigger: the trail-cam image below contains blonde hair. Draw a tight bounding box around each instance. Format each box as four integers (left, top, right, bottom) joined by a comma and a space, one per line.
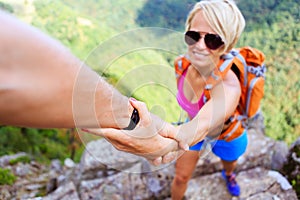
186, 0, 245, 54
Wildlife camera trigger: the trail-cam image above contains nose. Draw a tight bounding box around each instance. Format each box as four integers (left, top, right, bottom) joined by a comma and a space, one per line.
195, 35, 207, 49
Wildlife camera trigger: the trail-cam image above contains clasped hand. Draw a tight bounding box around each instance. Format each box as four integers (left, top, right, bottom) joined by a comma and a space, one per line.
82, 99, 190, 165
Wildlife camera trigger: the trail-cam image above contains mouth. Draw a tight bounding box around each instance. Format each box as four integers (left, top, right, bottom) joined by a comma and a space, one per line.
193, 51, 209, 57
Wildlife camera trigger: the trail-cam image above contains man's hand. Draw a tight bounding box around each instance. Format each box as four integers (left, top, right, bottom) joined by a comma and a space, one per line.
82, 127, 184, 165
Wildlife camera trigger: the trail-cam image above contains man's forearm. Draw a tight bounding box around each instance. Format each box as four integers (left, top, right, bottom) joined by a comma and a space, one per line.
73, 66, 133, 128
0, 11, 132, 128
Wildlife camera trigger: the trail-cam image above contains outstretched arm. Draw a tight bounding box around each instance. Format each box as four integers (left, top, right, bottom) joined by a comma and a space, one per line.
0, 11, 184, 164
0, 10, 132, 128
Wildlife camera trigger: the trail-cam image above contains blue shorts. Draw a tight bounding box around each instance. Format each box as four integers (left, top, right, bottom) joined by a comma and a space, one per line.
189, 130, 248, 161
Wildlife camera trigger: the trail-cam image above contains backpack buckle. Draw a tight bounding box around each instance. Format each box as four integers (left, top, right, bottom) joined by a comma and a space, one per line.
237, 115, 248, 129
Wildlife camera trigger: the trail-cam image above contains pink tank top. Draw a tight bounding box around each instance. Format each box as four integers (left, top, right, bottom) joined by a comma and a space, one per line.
176, 69, 205, 119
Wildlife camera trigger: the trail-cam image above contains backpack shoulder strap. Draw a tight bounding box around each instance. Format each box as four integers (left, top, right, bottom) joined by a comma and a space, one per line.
203, 52, 236, 101
174, 55, 191, 84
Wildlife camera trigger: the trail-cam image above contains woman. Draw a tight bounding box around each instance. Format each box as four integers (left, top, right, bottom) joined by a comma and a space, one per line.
171, 0, 247, 198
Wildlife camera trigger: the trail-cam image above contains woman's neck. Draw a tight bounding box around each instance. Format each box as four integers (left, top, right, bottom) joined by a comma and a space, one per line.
191, 56, 221, 78
190, 64, 214, 79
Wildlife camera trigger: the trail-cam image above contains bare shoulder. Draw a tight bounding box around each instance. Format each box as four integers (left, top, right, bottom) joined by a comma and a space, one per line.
211, 69, 241, 99
223, 69, 240, 88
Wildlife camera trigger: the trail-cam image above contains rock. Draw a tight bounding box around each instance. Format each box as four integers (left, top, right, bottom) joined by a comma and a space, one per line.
78, 138, 144, 180
268, 170, 292, 190
0, 152, 28, 167
15, 163, 31, 176
43, 182, 80, 200
46, 177, 57, 194
280, 137, 300, 197
50, 159, 62, 173
1, 112, 298, 199
271, 141, 289, 170
185, 167, 297, 200
79, 160, 175, 200
64, 158, 75, 168
0, 186, 12, 200
247, 110, 265, 134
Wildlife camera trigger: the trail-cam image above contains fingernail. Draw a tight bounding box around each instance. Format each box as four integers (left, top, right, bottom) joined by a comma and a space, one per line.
152, 157, 162, 166
129, 97, 137, 101
81, 128, 90, 133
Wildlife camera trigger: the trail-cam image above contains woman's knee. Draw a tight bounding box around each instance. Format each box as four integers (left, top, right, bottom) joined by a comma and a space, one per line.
174, 172, 192, 184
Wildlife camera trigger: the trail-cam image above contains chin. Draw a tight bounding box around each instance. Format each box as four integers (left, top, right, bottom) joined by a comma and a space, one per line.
190, 59, 206, 68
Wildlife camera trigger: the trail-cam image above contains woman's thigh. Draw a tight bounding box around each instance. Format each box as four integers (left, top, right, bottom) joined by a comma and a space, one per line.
175, 150, 202, 178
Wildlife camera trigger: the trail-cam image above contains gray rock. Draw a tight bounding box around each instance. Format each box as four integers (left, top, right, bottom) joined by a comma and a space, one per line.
64, 158, 75, 168
46, 177, 57, 194
268, 170, 292, 190
185, 167, 297, 200
271, 141, 289, 170
79, 139, 142, 179
50, 159, 62, 173
43, 182, 80, 200
15, 163, 31, 176
0, 186, 12, 200
1, 113, 298, 200
0, 152, 27, 167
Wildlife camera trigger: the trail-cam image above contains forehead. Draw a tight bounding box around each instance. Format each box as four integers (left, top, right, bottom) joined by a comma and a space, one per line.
190, 10, 215, 33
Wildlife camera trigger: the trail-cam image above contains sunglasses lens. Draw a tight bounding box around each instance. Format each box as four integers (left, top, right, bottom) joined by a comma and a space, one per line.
184, 31, 200, 45
204, 34, 224, 50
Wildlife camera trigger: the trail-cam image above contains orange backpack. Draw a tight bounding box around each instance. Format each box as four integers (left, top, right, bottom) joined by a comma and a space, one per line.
174, 46, 266, 141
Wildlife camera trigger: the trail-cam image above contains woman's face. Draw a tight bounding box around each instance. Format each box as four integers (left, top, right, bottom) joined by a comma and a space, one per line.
187, 10, 221, 72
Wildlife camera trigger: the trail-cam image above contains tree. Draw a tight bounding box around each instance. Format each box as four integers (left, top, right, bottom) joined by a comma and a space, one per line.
136, 0, 197, 31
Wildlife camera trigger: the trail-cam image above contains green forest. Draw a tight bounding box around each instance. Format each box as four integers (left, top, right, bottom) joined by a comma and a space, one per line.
0, 0, 299, 165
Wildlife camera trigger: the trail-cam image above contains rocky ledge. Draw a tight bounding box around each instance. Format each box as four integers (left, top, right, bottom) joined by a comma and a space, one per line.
0, 115, 299, 200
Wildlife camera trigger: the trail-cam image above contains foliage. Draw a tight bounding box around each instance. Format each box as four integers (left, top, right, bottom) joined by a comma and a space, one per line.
281, 142, 300, 198
0, 127, 82, 163
136, 0, 197, 31
0, 1, 13, 13
9, 155, 31, 165
0, 168, 16, 185
237, 0, 300, 31
63, 0, 145, 31
32, 0, 104, 60
136, 0, 300, 33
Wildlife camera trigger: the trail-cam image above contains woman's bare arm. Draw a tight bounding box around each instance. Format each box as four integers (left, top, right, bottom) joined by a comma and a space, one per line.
165, 70, 241, 147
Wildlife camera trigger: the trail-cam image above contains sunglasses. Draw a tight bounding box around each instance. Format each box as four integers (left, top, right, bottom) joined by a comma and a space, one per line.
184, 30, 224, 50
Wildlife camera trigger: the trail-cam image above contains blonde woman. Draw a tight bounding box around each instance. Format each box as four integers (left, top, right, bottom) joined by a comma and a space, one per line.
170, 0, 247, 198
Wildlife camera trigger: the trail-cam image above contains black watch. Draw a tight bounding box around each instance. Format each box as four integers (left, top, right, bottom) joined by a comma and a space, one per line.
124, 108, 140, 130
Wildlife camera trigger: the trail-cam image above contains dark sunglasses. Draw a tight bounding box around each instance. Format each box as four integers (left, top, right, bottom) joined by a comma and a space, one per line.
184, 30, 224, 50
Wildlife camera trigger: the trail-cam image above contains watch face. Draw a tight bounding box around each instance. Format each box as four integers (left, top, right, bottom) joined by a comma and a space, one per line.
124, 108, 139, 130
132, 108, 140, 125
